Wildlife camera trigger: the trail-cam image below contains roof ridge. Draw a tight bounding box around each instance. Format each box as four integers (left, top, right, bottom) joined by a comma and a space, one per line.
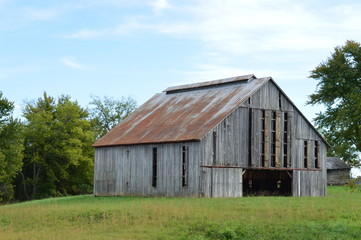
164, 74, 256, 93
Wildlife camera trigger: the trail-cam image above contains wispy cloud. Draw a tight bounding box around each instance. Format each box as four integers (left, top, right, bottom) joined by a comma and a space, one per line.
152, 0, 361, 55
176, 63, 297, 84
59, 57, 87, 70
113, 17, 146, 35
63, 16, 147, 39
0, 66, 40, 78
63, 29, 104, 39
154, 2, 315, 51
25, 8, 61, 21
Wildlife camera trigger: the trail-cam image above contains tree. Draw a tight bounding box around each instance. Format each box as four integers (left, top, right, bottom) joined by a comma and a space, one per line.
307, 40, 361, 167
89, 95, 137, 139
19, 93, 94, 200
0, 92, 24, 202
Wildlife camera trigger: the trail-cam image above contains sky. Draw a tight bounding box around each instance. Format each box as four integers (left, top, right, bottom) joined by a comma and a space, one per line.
1, 0, 361, 176
1, 0, 361, 122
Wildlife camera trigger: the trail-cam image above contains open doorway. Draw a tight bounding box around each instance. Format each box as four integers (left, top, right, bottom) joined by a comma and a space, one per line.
243, 169, 292, 196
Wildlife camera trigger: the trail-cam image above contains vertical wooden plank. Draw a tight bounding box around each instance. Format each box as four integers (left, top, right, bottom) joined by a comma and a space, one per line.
275, 111, 281, 167
248, 108, 253, 167
240, 108, 248, 166
288, 112, 294, 168
140, 146, 146, 195
264, 110, 270, 167
253, 109, 261, 167
199, 167, 210, 197
307, 141, 312, 168
234, 107, 240, 166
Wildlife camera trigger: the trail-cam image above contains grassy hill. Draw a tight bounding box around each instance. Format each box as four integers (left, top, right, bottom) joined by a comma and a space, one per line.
1, 186, 361, 240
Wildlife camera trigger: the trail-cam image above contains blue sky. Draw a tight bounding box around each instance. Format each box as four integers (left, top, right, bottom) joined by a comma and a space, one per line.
1, 0, 361, 123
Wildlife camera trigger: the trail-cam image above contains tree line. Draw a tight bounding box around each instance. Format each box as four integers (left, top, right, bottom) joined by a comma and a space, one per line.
0, 93, 136, 202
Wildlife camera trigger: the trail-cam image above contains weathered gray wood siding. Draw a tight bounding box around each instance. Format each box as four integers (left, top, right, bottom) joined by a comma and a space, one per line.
291, 110, 327, 196
94, 142, 200, 197
200, 106, 249, 167
327, 169, 350, 185
199, 80, 327, 197
199, 167, 242, 197
198, 106, 247, 197
200, 81, 295, 168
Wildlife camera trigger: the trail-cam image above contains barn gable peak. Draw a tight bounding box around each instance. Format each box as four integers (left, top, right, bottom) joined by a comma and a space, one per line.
164, 74, 256, 94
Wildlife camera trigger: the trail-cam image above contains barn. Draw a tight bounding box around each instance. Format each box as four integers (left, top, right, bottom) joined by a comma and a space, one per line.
92, 74, 328, 197
326, 157, 351, 185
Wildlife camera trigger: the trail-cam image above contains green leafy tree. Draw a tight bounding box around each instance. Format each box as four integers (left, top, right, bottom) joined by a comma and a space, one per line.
19, 93, 94, 200
0, 92, 24, 202
307, 40, 361, 167
89, 95, 137, 139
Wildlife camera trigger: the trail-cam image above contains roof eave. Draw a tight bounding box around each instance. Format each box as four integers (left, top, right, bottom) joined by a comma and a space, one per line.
92, 139, 201, 148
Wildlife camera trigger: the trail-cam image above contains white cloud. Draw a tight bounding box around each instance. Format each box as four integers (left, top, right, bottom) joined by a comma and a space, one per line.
180, 65, 248, 83
113, 17, 146, 35
59, 57, 87, 70
151, 0, 171, 14
177, 63, 302, 84
152, 0, 361, 56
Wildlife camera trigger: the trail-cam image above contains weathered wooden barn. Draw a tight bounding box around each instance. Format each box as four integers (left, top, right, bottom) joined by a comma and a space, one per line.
93, 74, 328, 197
326, 157, 351, 185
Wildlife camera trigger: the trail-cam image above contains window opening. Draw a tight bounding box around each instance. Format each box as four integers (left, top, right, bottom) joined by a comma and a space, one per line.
152, 147, 157, 187
279, 92, 282, 109
303, 141, 308, 168
182, 146, 189, 187
212, 131, 217, 164
314, 141, 319, 168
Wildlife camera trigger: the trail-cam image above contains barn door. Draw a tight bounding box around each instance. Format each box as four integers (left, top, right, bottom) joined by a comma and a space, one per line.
199, 168, 211, 197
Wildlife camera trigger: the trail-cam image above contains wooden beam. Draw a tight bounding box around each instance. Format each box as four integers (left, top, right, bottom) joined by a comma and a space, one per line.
287, 112, 293, 168
275, 111, 281, 167
264, 110, 270, 167
307, 141, 312, 168
200, 165, 322, 171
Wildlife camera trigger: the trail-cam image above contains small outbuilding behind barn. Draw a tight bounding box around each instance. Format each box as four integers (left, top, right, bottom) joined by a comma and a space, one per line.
326, 157, 351, 185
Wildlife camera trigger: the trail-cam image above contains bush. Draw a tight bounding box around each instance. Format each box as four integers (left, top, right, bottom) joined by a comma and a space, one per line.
347, 177, 361, 192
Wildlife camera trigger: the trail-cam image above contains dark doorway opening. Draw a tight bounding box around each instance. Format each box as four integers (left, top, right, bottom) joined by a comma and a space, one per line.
243, 170, 292, 196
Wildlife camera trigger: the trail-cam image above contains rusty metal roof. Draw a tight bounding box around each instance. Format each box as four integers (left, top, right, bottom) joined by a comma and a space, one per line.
92, 75, 269, 147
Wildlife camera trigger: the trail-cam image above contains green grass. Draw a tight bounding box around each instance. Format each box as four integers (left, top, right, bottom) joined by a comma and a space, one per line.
1, 186, 361, 239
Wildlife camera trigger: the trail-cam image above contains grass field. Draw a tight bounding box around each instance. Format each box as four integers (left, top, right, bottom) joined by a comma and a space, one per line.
1, 186, 361, 240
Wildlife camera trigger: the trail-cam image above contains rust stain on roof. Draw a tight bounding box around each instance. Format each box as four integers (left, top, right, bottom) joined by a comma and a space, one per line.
93, 75, 270, 147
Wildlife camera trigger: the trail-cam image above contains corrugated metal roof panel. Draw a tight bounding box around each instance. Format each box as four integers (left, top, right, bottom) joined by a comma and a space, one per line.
92, 75, 269, 147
